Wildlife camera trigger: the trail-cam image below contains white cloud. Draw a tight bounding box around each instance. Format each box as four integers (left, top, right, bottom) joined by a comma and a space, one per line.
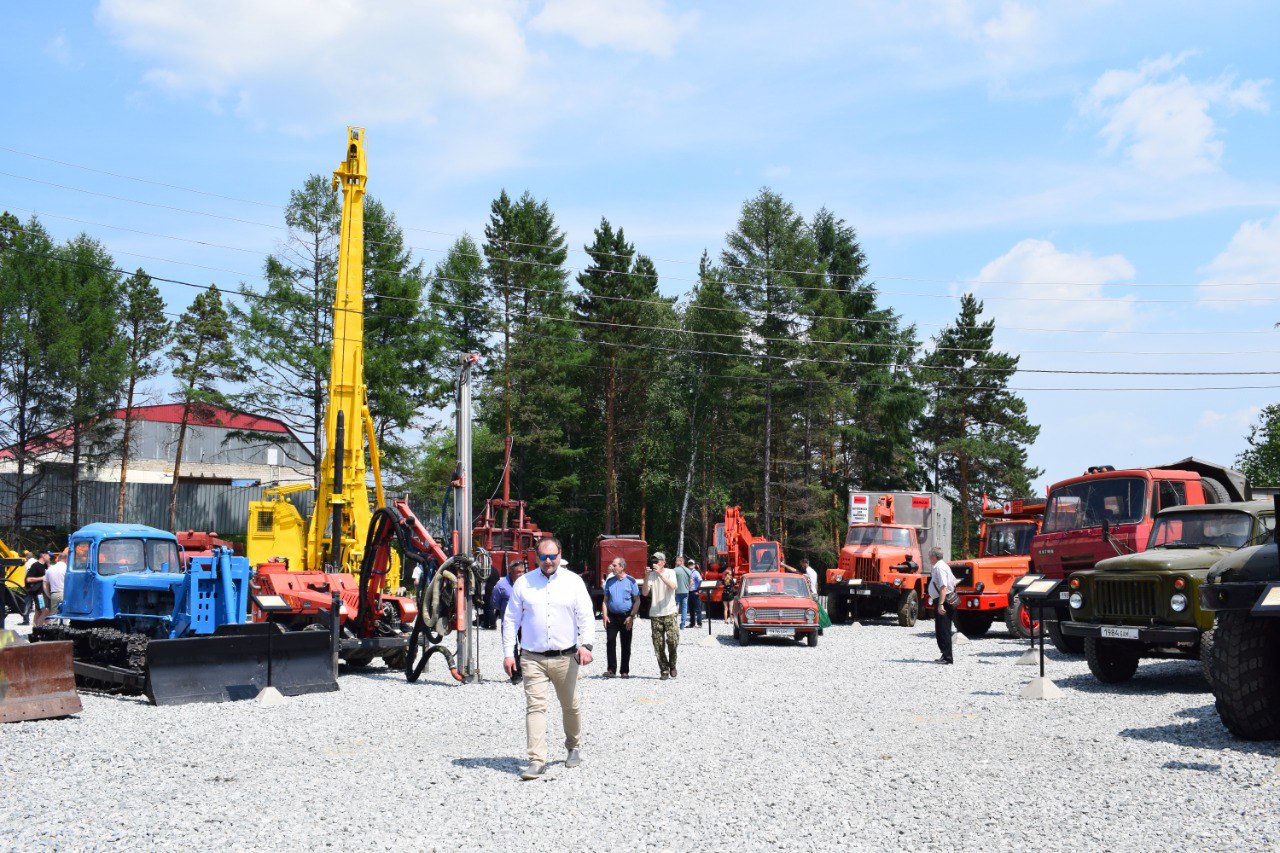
969, 237, 1138, 331
1198, 212, 1280, 309
96, 0, 534, 128
46, 33, 74, 66
1198, 405, 1260, 432
529, 0, 697, 58
1082, 53, 1270, 179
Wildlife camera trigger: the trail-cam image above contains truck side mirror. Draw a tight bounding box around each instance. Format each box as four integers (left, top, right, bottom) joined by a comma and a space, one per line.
1101, 518, 1111, 543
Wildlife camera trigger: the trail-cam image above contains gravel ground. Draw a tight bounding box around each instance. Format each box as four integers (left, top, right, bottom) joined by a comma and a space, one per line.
3, 613, 1280, 852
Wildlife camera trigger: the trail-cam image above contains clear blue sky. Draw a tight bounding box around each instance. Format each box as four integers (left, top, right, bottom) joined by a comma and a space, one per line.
3, 1, 1279, 492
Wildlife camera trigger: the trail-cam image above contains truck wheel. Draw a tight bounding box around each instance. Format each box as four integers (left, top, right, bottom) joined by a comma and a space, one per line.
828, 596, 848, 625
382, 647, 408, 670
1201, 478, 1230, 504
1004, 593, 1039, 639
1199, 628, 1215, 688
1085, 637, 1140, 683
1209, 611, 1280, 740
806, 630, 818, 648
955, 610, 995, 639
1047, 619, 1085, 656
896, 590, 919, 627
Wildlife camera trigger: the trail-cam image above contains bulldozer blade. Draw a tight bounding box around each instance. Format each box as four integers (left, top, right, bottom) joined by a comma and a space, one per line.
0, 640, 82, 723
143, 625, 337, 706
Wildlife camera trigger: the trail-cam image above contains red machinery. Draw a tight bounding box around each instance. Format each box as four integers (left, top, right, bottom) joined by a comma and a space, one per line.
175, 530, 238, 567
588, 534, 648, 614
472, 436, 552, 624
704, 506, 785, 613
950, 497, 1045, 639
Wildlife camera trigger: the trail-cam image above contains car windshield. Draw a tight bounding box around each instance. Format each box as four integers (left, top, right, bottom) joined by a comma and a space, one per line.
147, 539, 182, 573
984, 522, 1037, 557
741, 577, 811, 598
1043, 477, 1147, 532
97, 539, 146, 576
845, 525, 912, 548
1147, 511, 1256, 550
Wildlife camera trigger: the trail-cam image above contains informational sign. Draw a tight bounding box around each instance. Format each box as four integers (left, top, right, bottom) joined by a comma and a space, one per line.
850, 493, 870, 523
911, 495, 931, 509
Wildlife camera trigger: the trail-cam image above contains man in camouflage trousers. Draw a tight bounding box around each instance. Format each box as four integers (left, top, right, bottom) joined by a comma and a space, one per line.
644, 552, 680, 679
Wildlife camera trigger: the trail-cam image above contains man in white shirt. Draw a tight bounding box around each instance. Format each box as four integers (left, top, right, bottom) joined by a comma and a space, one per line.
503, 536, 594, 780
44, 550, 68, 616
644, 552, 680, 679
800, 558, 819, 598
926, 546, 958, 664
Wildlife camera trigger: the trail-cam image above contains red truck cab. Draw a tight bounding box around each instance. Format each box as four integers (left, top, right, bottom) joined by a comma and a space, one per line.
951, 499, 1043, 638
589, 534, 648, 615
824, 496, 928, 627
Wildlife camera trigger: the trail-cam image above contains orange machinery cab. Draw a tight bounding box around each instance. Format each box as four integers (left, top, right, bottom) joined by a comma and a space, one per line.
704, 506, 784, 606
730, 571, 819, 647
950, 498, 1044, 638
824, 495, 927, 626
250, 560, 418, 631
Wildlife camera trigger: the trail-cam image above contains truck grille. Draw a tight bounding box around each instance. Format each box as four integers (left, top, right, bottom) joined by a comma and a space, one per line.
1095, 579, 1158, 619
753, 608, 807, 622
850, 557, 877, 582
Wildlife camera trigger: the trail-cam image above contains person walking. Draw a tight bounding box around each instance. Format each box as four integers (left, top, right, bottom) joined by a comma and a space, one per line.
25, 551, 50, 627
44, 550, 68, 618
927, 546, 959, 664
491, 560, 526, 683
601, 557, 640, 678
674, 556, 692, 628
687, 560, 704, 627
645, 552, 679, 678
502, 537, 594, 781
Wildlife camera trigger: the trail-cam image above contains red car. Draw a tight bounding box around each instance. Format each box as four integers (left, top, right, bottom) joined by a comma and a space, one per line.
731, 572, 820, 647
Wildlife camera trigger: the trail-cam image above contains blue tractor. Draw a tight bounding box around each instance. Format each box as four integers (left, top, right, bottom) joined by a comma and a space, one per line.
33, 523, 336, 705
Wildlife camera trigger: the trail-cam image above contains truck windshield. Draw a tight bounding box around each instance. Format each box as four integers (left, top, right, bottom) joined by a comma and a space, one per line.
1147, 511, 1255, 550
845, 526, 912, 548
1043, 477, 1147, 533
984, 522, 1037, 556
97, 539, 145, 575
147, 540, 182, 573
741, 577, 811, 597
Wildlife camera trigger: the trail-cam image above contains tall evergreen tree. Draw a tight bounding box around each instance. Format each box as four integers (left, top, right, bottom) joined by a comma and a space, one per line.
0, 214, 67, 532
721, 189, 818, 538
428, 233, 494, 402
50, 234, 129, 528
1236, 403, 1280, 487
116, 269, 170, 522
917, 294, 1040, 555
168, 286, 245, 530
231, 175, 338, 486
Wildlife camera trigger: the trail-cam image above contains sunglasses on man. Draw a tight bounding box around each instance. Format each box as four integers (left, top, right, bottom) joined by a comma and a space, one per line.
538, 552, 560, 561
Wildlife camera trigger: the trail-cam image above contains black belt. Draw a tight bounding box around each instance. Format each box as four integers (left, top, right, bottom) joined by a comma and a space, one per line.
527, 646, 578, 657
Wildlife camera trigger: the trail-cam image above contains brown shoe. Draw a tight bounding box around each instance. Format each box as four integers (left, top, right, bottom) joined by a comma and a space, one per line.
603, 670, 616, 678
621, 672, 630, 679
660, 672, 670, 680
670, 668, 678, 678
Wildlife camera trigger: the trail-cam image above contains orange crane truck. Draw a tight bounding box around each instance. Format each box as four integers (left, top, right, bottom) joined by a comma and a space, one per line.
824, 492, 952, 627
949, 498, 1044, 638
704, 506, 785, 616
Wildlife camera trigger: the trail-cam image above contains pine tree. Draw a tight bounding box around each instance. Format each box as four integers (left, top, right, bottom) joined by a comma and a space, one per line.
168, 286, 245, 530
429, 234, 494, 401
918, 294, 1040, 555
116, 269, 170, 522
231, 175, 338, 486
0, 214, 68, 532
50, 234, 129, 529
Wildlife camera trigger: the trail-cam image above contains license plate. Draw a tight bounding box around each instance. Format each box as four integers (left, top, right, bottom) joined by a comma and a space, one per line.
766, 628, 794, 637
1100, 626, 1139, 640
1059, 591, 1070, 599
855, 589, 871, 596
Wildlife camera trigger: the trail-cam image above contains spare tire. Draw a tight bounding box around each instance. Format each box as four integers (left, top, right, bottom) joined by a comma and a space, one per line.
1201, 478, 1230, 504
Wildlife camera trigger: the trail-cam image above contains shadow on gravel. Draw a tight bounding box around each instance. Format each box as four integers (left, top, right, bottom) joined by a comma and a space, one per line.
452, 756, 525, 773
1120, 707, 1280, 757
975, 649, 1025, 658
1054, 661, 1210, 696
1162, 760, 1221, 772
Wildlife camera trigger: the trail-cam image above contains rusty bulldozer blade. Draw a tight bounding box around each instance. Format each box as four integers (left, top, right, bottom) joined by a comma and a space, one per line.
0, 635, 82, 723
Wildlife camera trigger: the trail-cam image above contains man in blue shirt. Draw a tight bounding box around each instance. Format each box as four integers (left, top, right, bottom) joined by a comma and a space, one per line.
687, 560, 704, 627
601, 557, 641, 678
491, 560, 526, 682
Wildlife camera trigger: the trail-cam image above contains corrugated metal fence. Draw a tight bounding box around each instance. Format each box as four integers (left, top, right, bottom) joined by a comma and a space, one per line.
0, 473, 315, 534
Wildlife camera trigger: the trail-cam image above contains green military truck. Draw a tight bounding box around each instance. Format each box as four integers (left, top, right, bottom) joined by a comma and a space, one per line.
1199, 496, 1280, 740
1061, 500, 1275, 684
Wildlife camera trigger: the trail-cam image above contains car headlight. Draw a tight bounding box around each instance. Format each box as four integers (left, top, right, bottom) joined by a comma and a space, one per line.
893, 577, 903, 587
807, 609, 816, 623
1170, 593, 1187, 612
1069, 592, 1083, 610
746, 608, 756, 622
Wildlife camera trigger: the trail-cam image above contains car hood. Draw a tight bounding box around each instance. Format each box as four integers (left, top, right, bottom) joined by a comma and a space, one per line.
1207, 543, 1279, 584
1095, 547, 1234, 574
738, 595, 814, 608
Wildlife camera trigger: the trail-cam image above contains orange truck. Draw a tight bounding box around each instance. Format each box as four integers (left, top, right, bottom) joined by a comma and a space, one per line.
949, 498, 1044, 638
704, 506, 785, 615
825, 493, 951, 627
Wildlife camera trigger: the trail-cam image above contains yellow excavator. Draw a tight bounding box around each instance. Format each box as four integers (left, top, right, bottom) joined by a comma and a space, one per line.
246, 127, 395, 588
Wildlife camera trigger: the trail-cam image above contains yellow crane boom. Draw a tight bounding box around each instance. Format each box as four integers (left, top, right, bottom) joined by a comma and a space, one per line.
246, 127, 398, 589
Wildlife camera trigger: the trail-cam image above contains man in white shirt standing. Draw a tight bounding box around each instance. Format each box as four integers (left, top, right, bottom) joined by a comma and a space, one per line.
645, 552, 680, 679
503, 536, 594, 781
926, 546, 958, 665
43, 549, 68, 617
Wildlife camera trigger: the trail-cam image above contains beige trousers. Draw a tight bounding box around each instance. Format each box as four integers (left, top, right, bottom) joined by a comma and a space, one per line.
520, 651, 582, 763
